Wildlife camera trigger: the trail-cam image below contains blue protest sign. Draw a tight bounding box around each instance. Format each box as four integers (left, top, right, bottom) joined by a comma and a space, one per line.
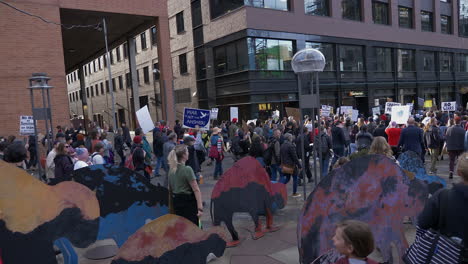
183, 108, 211, 130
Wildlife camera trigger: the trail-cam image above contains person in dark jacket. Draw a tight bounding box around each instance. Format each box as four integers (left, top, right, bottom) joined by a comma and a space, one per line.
367, 117, 377, 135
121, 122, 132, 147
114, 128, 125, 166
132, 146, 150, 180
398, 117, 425, 156
315, 127, 332, 179
331, 121, 346, 169
174, 120, 183, 139
153, 126, 165, 176
356, 126, 373, 151
418, 152, 468, 253
26, 135, 37, 170
445, 117, 466, 178
296, 127, 312, 184
280, 133, 302, 197
424, 118, 441, 174
249, 137, 266, 167
372, 121, 388, 142
52, 143, 74, 185
183, 136, 200, 181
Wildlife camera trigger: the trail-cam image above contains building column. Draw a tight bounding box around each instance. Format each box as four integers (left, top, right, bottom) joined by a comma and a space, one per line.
452, 0, 459, 36
78, 66, 90, 134
433, 0, 441, 33
155, 16, 175, 125
127, 37, 139, 130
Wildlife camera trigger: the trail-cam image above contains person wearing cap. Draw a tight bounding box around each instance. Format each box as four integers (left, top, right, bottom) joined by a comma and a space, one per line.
446, 116, 466, 179
74, 148, 90, 170
183, 136, 200, 182
209, 127, 225, 180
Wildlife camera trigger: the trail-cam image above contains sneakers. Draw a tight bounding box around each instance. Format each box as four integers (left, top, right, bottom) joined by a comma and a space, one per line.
253, 230, 265, 240
292, 193, 301, 198
226, 240, 241, 248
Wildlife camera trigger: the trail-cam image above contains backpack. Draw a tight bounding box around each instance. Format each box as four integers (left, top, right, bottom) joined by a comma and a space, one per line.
316, 133, 330, 156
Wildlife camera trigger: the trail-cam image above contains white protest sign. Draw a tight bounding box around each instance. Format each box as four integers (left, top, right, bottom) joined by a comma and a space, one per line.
272, 110, 280, 122
385, 102, 401, 114
391, 105, 411, 124
230, 107, 239, 121
210, 108, 219, 120
372, 107, 380, 116
418, 97, 425, 107
136, 105, 155, 134
247, 119, 257, 125
321, 105, 332, 117
441, 101, 456, 112
351, 109, 359, 122
340, 106, 353, 115
406, 103, 414, 113
19, 115, 35, 135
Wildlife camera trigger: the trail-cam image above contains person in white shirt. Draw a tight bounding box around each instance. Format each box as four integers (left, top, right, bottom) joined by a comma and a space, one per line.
91, 142, 105, 165
45, 141, 59, 181
74, 148, 89, 170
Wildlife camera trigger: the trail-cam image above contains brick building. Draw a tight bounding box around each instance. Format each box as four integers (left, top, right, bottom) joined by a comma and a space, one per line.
0, 0, 173, 137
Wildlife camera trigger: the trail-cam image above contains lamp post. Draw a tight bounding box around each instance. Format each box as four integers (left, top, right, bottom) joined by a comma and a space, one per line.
29, 73, 54, 180
153, 68, 160, 122
291, 48, 326, 198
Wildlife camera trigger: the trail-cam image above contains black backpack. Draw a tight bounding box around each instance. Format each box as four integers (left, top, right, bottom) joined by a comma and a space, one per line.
315, 133, 330, 156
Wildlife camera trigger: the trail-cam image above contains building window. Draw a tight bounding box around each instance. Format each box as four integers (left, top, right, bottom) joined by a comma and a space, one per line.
143, 66, 150, 84
118, 76, 123, 89
126, 73, 131, 87
342, 0, 362, 21
441, 15, 452, 34
248, 0, 290, 11
98, 58, 102, 69
305, 42, 334, 71
305, 0, 329, 16
86, 87, 90, 98
440, 53, 453, 72
195, 48, 206, 79
112, 78, 116, 91
174, 88, 192, 103
151, 27, 157, 45
421, 11, 434, 32
153, 63, 160, 81
137, 70, 141, 85
191, 0, 203, 27
210, 0, 244, 19
93, 61, 96, 72
91, 86, 94, 97
176, 11, 185, 34
399, 6, 413, 28
100, 83, 104, 94
84, 66, 88, 76
397, 49, 415, 72
338, 45, 364, 71
116, 46, 121, 61
459, 54, 468, 72
106, 81, 109, 93
460, 0, 468, 37
421, 51, 435, 72
104, 54, 107, 67
372, 1, 389, 25
95, 84, 99, 96
193, 27, 204, 47
374, 47, 392, 72
179, 53, 188, 74
248, 38, 293, 71
110, 51, 114, 64
123, 43, 128, 58
140, 32, 147, 50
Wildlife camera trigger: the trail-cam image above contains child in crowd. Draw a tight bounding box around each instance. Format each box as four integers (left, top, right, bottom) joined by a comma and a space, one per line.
332, 220, 378, 264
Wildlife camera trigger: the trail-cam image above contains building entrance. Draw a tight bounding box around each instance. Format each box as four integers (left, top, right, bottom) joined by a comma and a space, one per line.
355, 97, 369, 116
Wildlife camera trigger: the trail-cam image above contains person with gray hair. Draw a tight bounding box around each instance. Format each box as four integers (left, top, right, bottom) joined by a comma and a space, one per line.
162, 132, 178, 186
280, 133, 302, 197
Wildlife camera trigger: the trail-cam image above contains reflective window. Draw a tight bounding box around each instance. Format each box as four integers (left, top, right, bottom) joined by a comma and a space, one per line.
373, 1, 389, 25
460, 0, 468, 37
213, 39, 251, 75
338, 45, 364, 71
374, 47, 392, 72
195, 48, 206, 79
421, 11, 434, 32
440, 53, 453, 72
151, 27, 157, 45
397, 49, 415, 72
305, 42, 334, 71
459, 54, 468, 72
179, 53, 188, 74
250, 38, 293, 71
210, 0, 244, 19
421, 51, 435, 72
246, 0, 290, 11
342, 0, 362, 21
305, 0, 329, 16
191, 0, 203, 28
399, 6, 413, 28
441, 15, 452, 34
176, 12, 185, 33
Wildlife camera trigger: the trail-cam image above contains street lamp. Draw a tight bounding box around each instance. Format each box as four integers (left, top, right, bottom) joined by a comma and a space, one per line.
291, 48, 325, 198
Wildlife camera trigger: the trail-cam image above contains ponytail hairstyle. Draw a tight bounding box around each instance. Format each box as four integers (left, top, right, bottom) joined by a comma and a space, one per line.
168, 144, 188, 173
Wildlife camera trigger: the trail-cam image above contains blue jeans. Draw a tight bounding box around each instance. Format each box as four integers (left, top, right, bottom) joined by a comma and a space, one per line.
331, 147, 345, 170
214, 159, 223, 178
154, 156, 163, 176
270, 164, 282, 181
321, 157, 330, 179
280, 173, 298, 194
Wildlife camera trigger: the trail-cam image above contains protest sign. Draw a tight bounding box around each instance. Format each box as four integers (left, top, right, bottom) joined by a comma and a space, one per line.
385, 102, 401, 114
247, 119, 257, 125
372, 107, 380, 116
230, 107, 238, 121
272, 110, 280, 122
418, 97, 425, 107
340, 106, 352, 115
136, 106, 155, 134
19, 115, 34, 135
424, 100, 433, 108
183, 108, 210, 130
210, 108, 219, 120
285, 107, 301, 122
321, 105, 332, 117
391, 105, 411, 124
351, 109, 359, 122
406, 103, 414, 112
441, 101, 456, 112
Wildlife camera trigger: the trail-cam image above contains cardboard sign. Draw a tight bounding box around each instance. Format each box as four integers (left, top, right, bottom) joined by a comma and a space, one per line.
441, 101, 456, 112
391, 105, 411, 124
385, 102, 401, 114
372, 107, 380, 117
230, 107, 238, 122
136, 106, 155, 134
210, 108, 219, 120
340, 106, 353, 115
19, 115, 34, 135
183, 108, 211, 130
285, 107, 301, 122
321, 105, 332, 117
